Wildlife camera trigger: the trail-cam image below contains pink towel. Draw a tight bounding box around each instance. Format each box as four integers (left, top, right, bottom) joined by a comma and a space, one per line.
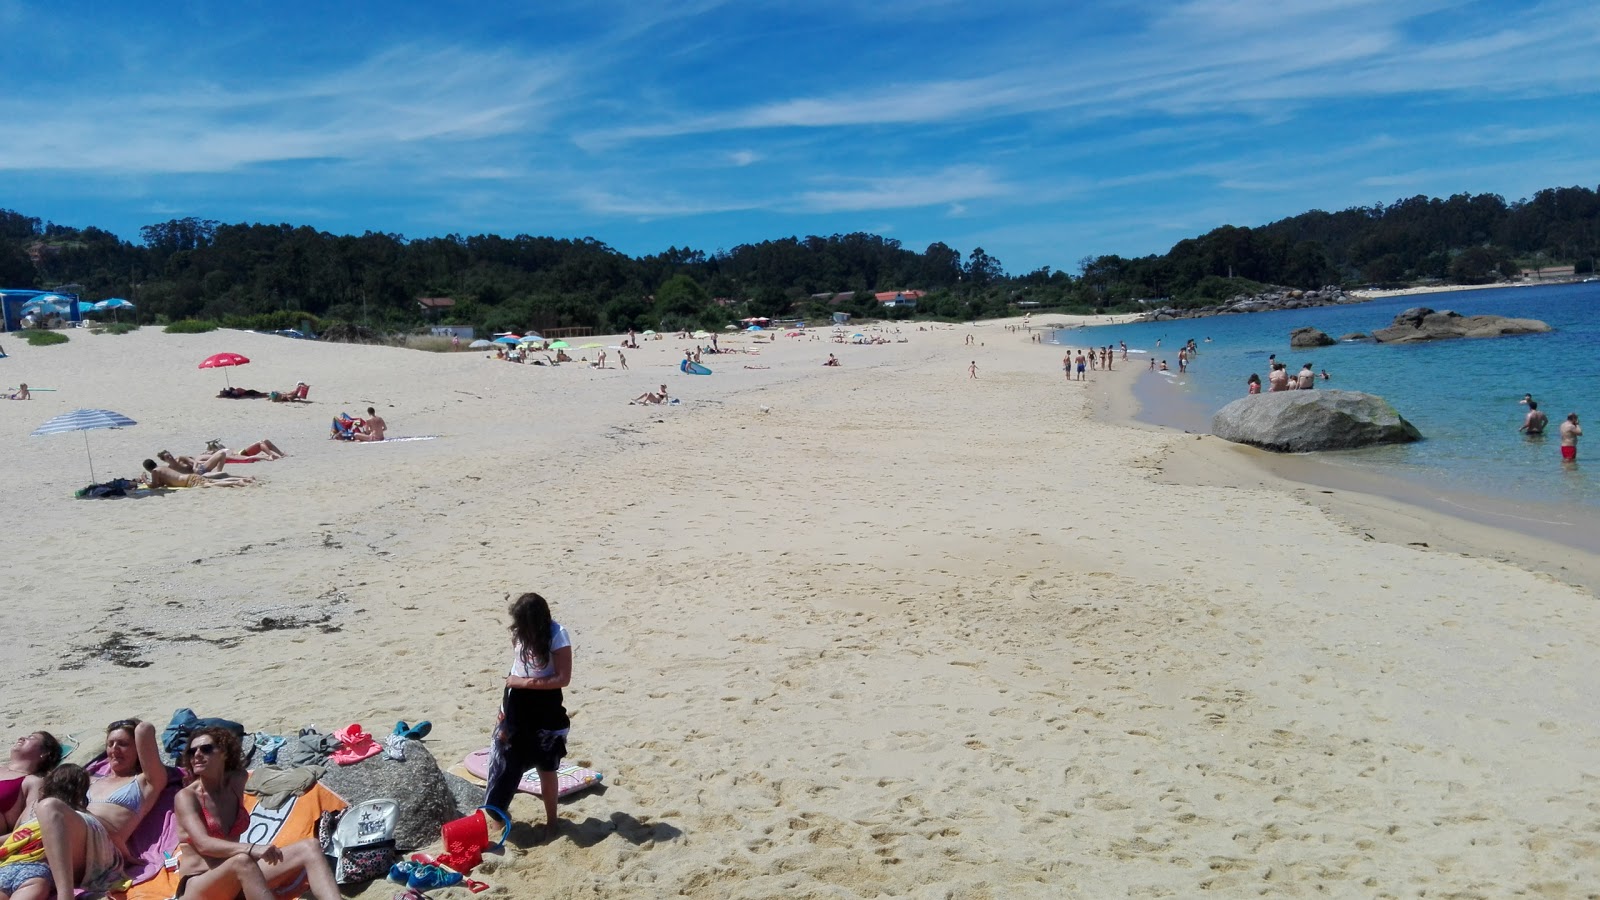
329, 724, 381, 765
84, 759, 184, 885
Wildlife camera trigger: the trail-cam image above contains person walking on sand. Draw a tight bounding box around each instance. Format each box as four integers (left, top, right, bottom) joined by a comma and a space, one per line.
487, 592, 573, 841
618, 350, 628, 370
1560, 413, 1581, 462
968, 361, 978, 379
1520, 400, 1548, 435
1063, 353, 1071, 379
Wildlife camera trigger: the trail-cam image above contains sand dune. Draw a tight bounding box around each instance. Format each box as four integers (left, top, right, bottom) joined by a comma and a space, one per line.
3, 319, 1596, 897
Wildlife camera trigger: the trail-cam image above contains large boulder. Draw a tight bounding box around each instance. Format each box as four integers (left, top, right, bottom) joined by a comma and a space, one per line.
1289, 327, 1335, 348
1212, 390, 1422, 452
320, 740, 462, 852
1371, 307, 1551, 343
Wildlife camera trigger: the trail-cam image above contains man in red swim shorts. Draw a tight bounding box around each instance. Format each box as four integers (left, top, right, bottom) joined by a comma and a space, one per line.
1559, 412, 1581, 462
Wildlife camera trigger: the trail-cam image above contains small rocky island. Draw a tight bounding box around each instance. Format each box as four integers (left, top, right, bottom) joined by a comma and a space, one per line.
1144, 286, 1366, 321
1212, 391, 1423, 453
1289, 327, 1336, 348
1371, 307, 1551, 343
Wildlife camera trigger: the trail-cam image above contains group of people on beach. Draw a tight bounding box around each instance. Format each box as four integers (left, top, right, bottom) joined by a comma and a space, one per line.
0, 720, 342, 900
1063, 346, 1117, 380
330, 408, 388, 442
1519, 395, 1582, 461
137, 438, 286, 488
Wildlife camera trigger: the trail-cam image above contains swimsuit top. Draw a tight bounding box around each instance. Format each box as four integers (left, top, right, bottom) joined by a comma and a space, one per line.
201, 797, 248, 840
0, 776, 23, 815
99, 778, 143, 813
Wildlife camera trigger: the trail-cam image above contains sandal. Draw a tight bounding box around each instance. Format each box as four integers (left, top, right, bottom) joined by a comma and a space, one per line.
407, 864, 463, 891
402, 721, 432, 740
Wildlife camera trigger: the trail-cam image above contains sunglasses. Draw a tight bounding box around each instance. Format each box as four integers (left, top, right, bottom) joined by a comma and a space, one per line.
189, 743, 220, 756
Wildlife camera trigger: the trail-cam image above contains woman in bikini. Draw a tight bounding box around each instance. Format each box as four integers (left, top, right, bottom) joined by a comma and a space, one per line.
0, 732, 62, 832
0, 765, 88, 900
32, 719, 165, 900
170, 727, 338, 900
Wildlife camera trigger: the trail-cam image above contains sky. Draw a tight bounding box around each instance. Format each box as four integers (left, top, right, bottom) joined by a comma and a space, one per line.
2, 0, 1597, 275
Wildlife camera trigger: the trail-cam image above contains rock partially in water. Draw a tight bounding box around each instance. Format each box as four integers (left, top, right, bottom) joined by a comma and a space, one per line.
1212, 390, 1423, 453
1289, 327, 1336, 348
1339, 332, 1372, 342
1371, 307, 1551, 343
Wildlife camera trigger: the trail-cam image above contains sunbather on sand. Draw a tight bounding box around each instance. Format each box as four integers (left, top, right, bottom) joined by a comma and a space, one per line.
630, 385, 669, 405
0, 764, 90, 900
218, 439, 286, 460
170, 727, 339, 900
351, 408, 386, 442
216, 387, 268, 399
269, 382, 311, 403
141, 460, 254, 487
31, 720, 167, 900
1, 731, 63, 832
7, 383, 29, 400
157, 449, 229, 475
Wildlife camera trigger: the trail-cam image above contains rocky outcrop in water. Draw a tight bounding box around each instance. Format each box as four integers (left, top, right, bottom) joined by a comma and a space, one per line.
1339, 332, 1372, 342
1144, 286, 1367, 321
1289, 327, 1335, 348
1211, 390, 1423, 453
1370, 307, 1552, 343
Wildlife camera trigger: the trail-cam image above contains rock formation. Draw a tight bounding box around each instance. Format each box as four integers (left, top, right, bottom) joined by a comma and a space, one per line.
1212, 390, 1423, 453
1370, 307, 1551, 343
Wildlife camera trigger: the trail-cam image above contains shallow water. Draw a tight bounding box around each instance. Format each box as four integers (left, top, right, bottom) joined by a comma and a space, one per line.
1053, 282, 1600, 509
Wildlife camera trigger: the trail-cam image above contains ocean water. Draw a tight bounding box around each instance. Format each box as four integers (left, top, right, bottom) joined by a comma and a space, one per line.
1052, 282, 1600, 509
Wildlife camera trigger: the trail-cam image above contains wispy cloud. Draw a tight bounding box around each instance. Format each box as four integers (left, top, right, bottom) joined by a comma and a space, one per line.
792, 167, 1008, 213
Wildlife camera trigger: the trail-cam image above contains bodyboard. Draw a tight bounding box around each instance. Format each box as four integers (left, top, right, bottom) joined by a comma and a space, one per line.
679, 361, 712, 375
461, 748, 603, 798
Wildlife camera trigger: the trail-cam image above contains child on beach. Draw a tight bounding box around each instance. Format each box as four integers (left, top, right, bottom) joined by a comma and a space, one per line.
487, 593, 573, 840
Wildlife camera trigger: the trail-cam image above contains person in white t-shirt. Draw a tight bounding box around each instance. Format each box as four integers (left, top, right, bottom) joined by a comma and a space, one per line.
486, 592, 573, 839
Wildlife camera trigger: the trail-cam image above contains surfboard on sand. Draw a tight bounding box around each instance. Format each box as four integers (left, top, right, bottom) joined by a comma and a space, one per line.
680, 360, 712, 375
461, 749, 603, 798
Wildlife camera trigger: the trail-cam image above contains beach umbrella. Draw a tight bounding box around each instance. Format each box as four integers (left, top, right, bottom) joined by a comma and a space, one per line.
198, 352, 250, 386
76, 301, 98, 316
785, 330, 801, 337
21, 297, 68, 315
642, 330, 656, 336
32, 408, 137, 483
579, 342, 605, 349
469, 339, 493, 349
521, 332, 543, 341
96, 298, 134, 309
493, 336, 521, 345
548, 340, 569, 349
746, 325, 763, 332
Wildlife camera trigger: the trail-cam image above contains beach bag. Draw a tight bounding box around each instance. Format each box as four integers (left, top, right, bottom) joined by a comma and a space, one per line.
323, 798, 399, 884
437, 805, 509, 873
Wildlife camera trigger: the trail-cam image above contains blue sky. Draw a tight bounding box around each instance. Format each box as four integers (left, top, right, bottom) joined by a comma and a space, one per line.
2, 0, 1596, 274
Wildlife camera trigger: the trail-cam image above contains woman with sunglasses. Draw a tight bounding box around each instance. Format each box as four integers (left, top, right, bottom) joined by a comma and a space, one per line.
170, 727, 338, 900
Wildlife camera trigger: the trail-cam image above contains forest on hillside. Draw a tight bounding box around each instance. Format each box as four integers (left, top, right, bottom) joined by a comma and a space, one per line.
3, 184, 1595, 335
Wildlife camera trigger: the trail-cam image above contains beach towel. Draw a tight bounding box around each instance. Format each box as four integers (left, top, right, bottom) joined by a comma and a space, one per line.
459, 749, 602, 798
111, 781, 347, 900
353, 435, 439, 444
85, 759, 184, 886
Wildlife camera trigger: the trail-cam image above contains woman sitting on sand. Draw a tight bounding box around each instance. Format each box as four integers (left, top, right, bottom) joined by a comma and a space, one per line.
170, 727, 339, 900
6, 384, 28, 400
1, 732, 63, 831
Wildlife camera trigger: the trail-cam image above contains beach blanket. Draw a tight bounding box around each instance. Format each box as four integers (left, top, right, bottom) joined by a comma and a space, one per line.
355, 435, 439, 444
459, 749, 602, 798
112, 781, 347, 900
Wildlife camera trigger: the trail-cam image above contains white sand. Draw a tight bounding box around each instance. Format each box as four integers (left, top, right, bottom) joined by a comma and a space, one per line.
3, 319, 1597, 897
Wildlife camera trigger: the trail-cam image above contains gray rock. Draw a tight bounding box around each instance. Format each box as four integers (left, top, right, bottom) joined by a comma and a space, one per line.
1212, 390, 1422, 452
1289, 327, 1336, 348
320, 740, 462, 852
1371, 307, 1551, 343
1339, 332, 1372, 342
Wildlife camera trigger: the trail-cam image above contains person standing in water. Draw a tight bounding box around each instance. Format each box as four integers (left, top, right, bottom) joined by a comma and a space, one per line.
1560, 413, 1581, 462
1520, 401, 1548, 435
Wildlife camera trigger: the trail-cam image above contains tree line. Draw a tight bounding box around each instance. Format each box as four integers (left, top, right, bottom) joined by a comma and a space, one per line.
2, 184, 1595, 334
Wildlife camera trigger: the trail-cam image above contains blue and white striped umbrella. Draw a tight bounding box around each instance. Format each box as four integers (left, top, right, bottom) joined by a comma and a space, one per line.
32, 409, 138, 484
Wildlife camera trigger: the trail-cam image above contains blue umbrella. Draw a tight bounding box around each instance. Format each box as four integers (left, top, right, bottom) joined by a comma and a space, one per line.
493, 336, 521, 345
746, 325, 763, 332
21, 296, 68, 314
76, 301, 98, 316
32, 408, 139, 483
95, 298, 134, 309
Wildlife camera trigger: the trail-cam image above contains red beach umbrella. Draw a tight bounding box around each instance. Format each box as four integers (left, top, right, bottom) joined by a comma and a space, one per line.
199, 352, 251, 386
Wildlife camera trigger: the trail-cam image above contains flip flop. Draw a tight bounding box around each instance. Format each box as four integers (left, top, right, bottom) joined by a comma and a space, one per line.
402, 721, 432, 740
393, 720, 410, 737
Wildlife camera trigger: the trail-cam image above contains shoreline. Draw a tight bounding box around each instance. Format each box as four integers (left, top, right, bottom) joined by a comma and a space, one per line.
1084, 353, 1600, 595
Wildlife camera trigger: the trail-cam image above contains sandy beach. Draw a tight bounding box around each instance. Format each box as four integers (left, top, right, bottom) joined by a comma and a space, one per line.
4, 319, 1597, 897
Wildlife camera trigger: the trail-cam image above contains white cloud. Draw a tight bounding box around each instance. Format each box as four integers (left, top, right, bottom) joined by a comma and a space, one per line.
792, 166, 1007, 213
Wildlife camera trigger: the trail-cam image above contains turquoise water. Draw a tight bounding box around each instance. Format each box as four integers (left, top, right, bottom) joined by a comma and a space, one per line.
1054, 282, 1600, 509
